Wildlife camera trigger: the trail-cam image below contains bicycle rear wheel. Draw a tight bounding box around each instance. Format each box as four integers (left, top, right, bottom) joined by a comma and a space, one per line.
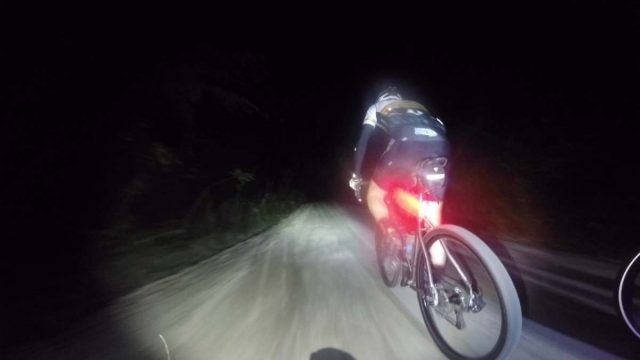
618, 251, 640, 339
416, 225, 521, 360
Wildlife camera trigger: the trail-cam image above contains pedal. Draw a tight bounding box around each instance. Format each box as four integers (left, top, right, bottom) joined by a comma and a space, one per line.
469, 293, 486, 313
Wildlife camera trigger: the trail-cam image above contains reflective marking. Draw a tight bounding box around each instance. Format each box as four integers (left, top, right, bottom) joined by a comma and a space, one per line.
415, 128, 438, 136
426, 174, 445, 180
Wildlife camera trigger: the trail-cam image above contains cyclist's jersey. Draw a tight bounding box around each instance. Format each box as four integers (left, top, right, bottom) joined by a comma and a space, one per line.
363, 99, 447, 141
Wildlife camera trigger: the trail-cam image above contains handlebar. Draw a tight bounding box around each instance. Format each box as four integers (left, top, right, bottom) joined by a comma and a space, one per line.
353, 180, 369, 203
355, 185, 363, 203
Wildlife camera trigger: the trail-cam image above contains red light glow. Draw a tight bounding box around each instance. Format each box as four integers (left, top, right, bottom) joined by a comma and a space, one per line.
391, 188, 442, 226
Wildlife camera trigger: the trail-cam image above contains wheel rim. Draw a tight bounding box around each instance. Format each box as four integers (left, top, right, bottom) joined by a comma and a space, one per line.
419, 236, 507, 359
619, 252, 640, 339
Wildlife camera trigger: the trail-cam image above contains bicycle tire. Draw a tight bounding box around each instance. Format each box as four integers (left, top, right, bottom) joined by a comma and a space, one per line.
416, 225, 522, 360
618, 250, 640, 339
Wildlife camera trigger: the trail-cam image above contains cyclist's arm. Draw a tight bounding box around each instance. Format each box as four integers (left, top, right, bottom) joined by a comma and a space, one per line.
353, 105, 377, 177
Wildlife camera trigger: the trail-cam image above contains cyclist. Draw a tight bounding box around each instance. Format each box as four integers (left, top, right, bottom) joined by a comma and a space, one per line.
349, 86, 450, 261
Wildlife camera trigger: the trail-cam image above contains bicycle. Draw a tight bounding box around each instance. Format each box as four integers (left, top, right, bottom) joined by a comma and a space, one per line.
354, 157, 522, 360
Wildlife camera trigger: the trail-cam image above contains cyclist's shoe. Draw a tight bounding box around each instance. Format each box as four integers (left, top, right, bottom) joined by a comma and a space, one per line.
378, 219, 402, 248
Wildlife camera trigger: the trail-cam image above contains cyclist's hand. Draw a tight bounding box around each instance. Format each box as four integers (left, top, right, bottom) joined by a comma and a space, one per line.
349, 173, 363, 202
349, 173, 362, 190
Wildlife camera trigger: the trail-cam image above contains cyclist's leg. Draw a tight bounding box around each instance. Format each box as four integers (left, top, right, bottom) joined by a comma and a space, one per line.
367, 179, 403, 250
430, 239, 446, 267
366, 179, 388, 224
368, 139, 399, 232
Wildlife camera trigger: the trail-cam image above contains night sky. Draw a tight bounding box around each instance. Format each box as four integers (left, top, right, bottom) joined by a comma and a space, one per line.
2, 0, 639, 351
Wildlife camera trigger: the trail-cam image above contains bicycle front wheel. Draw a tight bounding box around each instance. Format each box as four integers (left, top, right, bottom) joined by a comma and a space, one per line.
416, 225, 522, 360
618, 251, 640, 339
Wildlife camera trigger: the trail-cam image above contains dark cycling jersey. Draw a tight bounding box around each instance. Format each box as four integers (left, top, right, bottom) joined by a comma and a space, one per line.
363, 99, 447, 141
353, 99, 448, 178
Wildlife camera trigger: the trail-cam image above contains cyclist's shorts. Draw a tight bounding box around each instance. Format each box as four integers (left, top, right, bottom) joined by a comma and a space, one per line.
373, 139, 450, 191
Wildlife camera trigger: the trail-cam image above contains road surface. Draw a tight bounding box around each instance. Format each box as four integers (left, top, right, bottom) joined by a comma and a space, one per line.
6, 205, 630, 359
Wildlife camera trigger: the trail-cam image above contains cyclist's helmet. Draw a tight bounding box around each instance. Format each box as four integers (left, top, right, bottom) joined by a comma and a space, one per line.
377, 86, 402, 102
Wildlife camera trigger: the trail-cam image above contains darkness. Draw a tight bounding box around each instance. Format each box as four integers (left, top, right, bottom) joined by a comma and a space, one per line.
1, 0, 639, 354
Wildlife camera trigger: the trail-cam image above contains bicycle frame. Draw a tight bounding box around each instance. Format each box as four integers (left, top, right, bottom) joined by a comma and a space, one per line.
356, 159, 522, 358
400, 192, 483, 325
410, 192, 437, 298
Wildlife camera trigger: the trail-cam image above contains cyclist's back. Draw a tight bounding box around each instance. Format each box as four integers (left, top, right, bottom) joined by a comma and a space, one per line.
350, 86, 450, 227
366, 94, 449, 190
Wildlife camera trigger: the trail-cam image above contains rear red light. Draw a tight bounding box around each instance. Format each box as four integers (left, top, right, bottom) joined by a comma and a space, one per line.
390, 188, 442, 226
392, 188, 420, 217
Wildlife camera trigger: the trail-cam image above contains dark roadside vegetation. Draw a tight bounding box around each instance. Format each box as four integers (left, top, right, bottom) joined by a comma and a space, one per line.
2, 1, 639, 355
